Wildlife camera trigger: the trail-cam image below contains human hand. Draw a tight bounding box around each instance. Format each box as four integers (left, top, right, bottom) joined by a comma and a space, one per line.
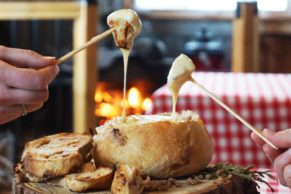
0, 46, 59, 124
251, 128, 291, 188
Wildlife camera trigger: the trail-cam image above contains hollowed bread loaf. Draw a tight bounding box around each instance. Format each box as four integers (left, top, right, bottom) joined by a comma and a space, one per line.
93, 111, 214, 178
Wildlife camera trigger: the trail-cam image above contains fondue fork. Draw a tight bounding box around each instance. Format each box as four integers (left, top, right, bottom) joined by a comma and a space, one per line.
56, 28, 116, 65
168, 54, 278, 150
190, 77, 278, 150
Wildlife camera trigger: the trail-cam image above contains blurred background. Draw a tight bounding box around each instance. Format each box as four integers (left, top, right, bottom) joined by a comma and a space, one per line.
0, 0, 291, 192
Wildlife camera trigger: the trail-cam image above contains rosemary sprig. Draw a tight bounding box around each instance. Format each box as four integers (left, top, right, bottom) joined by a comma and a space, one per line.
194, 163, 276, 192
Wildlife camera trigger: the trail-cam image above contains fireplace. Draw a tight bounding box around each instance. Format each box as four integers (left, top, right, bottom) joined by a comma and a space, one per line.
95, 46, 170, 124
94, 81, 153, 125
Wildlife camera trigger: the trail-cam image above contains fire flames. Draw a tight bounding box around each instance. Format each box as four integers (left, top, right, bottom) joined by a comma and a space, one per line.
94, 82, 152, 120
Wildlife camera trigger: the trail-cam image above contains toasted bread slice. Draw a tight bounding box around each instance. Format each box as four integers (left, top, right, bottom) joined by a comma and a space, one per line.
79, 160, 96, 172
14, 162, 49, 183
65, 166, 113, 192
111, 164, 144, 194
21, 133, 92, 178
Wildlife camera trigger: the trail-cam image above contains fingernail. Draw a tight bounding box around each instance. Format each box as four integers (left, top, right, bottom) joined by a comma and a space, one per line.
44, 56, 56, 60
55, 66, 60, 74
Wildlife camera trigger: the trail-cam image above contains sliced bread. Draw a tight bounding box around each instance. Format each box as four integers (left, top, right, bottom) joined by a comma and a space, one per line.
21, 133, 92, 178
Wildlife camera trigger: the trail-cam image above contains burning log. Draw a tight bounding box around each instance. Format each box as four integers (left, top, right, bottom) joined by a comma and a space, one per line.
94, 82, 152, 124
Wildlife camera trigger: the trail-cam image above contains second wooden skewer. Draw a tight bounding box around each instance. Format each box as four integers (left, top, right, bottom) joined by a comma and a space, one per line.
56, 27, 116, 65
191, 78, 278, 150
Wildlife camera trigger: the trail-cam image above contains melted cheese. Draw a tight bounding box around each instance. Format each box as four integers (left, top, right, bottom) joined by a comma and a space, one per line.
120, 48, 130, 117
96, 110, 199, 130
107, 9, 142, 118
167, 54, 195, 115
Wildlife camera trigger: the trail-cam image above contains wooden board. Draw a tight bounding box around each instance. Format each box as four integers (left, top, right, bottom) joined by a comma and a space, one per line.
12, 175, 259, 194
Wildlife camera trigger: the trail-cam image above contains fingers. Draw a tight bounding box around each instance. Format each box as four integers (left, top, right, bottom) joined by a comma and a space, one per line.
251, 131, 265, 149
0, 46, 58, 123
0, 103, 43, 124
251, 128, 276, 149
0, 60, 59, 90
0, 46, 56, 69
273, 148, 291, 186
251, 129, 283, 164
262, 129, 283, 163
269, 129, 291, 149
0, 82, 48, 123
263, 143, 283, 164
283, 164, 291, 188
0, 85, 49, 105
252, 129, 291, 188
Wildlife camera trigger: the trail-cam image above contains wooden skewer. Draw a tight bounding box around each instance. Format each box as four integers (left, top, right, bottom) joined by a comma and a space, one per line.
56, 28, 116, 65
191, 78, 278, 150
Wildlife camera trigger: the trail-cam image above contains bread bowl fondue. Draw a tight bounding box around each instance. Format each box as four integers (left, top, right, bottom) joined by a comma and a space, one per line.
107, 9, 142, 117
167, 54, 195, 115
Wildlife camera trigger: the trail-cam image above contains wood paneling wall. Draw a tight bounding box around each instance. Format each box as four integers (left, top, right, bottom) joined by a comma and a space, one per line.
260, 34, 291, 73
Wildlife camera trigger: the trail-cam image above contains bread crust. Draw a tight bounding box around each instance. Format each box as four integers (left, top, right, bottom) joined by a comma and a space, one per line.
93, 111, 214, 178
65, 166, 113, 192
111, 164, 144, 194
22, 133, 92, 178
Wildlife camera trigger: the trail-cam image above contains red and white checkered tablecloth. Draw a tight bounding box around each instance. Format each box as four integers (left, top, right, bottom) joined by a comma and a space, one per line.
147, 72, 291, 169
257, 169, 291, 194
